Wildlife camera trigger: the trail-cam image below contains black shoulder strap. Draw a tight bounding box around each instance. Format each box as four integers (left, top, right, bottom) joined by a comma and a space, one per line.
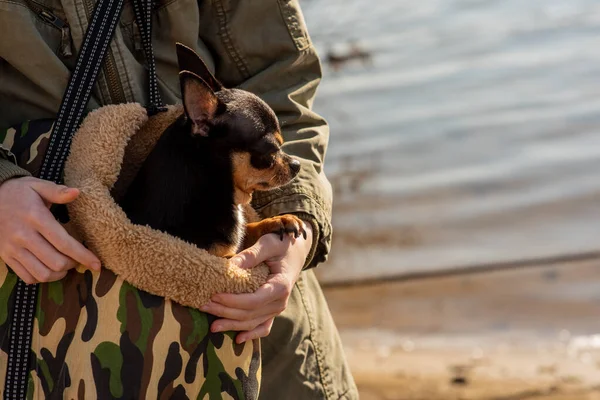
39, 0, 127, 183
5, 0, 127, 397
132, 0, 166, 116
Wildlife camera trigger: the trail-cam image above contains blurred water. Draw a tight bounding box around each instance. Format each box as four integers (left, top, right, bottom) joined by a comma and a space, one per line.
302, 0, 600, 283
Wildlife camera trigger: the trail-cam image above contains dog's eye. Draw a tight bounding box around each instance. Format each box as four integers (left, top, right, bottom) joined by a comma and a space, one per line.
251, 153, 277, 170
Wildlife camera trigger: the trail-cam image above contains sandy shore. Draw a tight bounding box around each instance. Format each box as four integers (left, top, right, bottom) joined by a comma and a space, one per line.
322, 258, 600, 399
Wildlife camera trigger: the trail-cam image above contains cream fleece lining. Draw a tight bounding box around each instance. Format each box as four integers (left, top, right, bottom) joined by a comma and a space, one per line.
64, 103, 268, 309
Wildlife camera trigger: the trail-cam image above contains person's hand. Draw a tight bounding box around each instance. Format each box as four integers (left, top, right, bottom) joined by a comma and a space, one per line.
0, 176, 101, 284
200, 222, 313, 343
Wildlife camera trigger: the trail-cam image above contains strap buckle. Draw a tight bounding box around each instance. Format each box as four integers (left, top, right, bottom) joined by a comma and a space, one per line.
146, 104, 168, 116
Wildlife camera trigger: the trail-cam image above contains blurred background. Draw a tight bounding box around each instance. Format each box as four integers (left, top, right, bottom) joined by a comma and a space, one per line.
300, 0, 600, 398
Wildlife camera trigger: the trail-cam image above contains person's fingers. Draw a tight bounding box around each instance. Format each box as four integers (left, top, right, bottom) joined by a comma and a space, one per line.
200, 298, 284, 321
29, 180, 79, 207
210, 313, 279, 334
211, 281, 289, 310
27, 232, 78, 272
230, 234, 283, 270
201, 301, 255, 320
14, 248, 68, 283
0, 177, 98, 281
235, 318, 275, 344
5, 257, 37, 285
32, 209, 101, 270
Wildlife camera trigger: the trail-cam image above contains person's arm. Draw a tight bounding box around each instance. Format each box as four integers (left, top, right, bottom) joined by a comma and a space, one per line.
197, 0, 334, 342
197, 0, 333, 269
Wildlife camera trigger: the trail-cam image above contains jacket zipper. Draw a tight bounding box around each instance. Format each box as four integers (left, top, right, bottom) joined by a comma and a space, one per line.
82, 0, 127, 105
25, 1, 73, 57
103, 52, 128, 104
27, 0, 126, 104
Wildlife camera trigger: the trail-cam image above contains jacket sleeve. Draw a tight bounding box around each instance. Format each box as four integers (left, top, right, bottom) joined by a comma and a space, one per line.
197, 0, 333, 268
0, 151, 31, 183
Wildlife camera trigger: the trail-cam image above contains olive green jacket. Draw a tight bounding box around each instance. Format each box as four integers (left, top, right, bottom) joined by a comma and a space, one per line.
0, 0, 332, 268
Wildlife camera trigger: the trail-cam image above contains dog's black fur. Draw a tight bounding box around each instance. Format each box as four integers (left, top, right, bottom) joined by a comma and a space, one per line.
118, 44, 301, 254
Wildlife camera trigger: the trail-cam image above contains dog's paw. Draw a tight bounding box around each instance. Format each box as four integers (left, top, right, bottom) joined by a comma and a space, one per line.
266, 215, 307, 241
244, 215, 308, 246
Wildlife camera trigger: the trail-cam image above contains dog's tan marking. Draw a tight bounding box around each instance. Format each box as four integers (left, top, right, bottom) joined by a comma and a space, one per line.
230, 151, 295, 205
233, 204, 245, 252
274, 131, 284, 145
209, 243, 237, 258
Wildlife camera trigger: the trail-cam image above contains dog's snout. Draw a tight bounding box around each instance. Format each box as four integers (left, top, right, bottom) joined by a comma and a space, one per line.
289, 159, 301, 175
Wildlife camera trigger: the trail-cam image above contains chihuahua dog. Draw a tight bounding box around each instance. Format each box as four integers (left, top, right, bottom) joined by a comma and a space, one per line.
118, 43, 306, 258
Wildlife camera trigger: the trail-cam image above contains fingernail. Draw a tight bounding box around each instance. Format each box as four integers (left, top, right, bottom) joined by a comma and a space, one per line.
91, 262, 101, 270
212, 325, 221, 333
230, 257, 242, 266
200, 302, 210, 311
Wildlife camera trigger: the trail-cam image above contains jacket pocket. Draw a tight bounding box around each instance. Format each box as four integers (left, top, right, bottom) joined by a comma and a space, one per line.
0, 0, 72, 57
26, 0, 72, 57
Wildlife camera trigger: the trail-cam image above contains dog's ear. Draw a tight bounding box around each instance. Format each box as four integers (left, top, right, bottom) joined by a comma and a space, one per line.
176, 42, 223, 92
180, 70, 219, 137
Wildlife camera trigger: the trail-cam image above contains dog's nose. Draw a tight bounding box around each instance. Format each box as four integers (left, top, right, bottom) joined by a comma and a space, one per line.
290, 159, 301, 175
